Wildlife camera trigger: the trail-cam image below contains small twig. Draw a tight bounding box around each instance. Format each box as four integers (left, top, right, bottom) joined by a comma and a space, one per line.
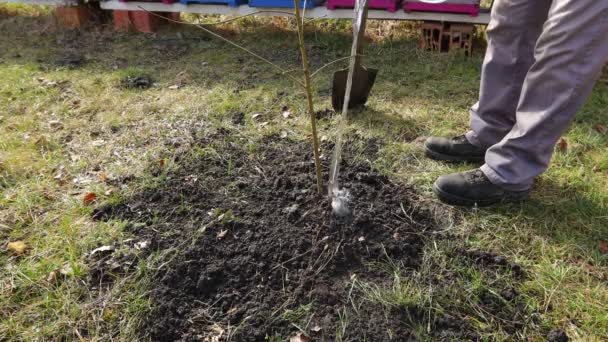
311, 55, 362, 78
270, 249, 312, 271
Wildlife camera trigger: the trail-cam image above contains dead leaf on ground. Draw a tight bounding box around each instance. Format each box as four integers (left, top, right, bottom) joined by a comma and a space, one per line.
73, 175, 92, 185
60, 263, 74, 276
90, 245, 114, 256
49, 120, 63, 130
282, 106, 292, 118
599, 241, 608, 255
209, 323, 225, 342
159, 159, 165, 168
83, 192, 97, 204
91, 139, 106, 147
594, 123, 607, 134
7, 241, 27, 255
557, 138, 568, 152
34, 136, 50, 148
99, 172, 109, 182
217, 230, 228, 239
135, 241, 150, 250
46, 270, 58, 284
289, 333, 312, 342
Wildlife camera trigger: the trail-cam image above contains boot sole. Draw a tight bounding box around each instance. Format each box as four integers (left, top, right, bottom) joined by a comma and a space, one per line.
433, 182, 530, 207
424, 145, 485, 163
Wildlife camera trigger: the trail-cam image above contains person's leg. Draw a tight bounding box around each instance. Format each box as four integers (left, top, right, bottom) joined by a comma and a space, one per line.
465, 0, 553, 149
425, 0, 552, 163
481, 0, 608, 191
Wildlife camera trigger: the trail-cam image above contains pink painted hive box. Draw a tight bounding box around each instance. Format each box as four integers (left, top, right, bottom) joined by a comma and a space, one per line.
327, 0, 400, 12
404, 0, 480, 16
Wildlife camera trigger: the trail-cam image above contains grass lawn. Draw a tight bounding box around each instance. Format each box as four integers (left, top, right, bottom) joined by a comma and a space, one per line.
1, 4, 607, 341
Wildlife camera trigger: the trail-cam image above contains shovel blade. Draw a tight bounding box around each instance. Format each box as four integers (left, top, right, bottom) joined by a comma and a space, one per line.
331, 66, 378, 112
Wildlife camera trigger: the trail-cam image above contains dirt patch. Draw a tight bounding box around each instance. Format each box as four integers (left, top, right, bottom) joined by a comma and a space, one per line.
121, 75, 153, 89
91, 131, 529, 340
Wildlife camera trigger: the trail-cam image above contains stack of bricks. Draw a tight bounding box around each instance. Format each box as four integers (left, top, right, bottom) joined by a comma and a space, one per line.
420, 21, 475, 56
53, 2, 179, 33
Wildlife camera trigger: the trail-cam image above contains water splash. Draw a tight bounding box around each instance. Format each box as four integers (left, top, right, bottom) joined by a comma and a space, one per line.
328, 0, 367, 217
331, 188, 352, 217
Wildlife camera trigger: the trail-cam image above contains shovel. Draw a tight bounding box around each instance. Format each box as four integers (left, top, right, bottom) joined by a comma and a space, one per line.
331, 0, 378, 112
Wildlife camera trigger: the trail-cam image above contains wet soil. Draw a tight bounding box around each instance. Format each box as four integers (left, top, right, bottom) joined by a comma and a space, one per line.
91, 130, 535, 341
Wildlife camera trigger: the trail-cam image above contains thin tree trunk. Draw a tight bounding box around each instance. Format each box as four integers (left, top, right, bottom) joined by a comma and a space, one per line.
293, 2, 323, 194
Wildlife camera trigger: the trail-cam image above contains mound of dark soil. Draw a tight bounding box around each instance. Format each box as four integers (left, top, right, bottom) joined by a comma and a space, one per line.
96, 133, 432, 341
92, 131, 528, 341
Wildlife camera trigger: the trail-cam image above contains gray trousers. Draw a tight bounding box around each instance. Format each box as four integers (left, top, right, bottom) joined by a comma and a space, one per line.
465, 0, 608, 191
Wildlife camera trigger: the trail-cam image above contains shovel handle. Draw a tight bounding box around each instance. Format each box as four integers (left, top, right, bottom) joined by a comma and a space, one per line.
352, 0, 370, 69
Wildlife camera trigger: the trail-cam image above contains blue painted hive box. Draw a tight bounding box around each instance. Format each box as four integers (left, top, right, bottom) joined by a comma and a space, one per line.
179, 0, 247, 6
248, 0, 323, 8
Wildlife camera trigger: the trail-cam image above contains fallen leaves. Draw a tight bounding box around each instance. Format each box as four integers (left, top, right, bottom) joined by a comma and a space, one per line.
7, 241, 27, 255
60, 263, 75, 277
208, 324, 225, 342
98, 171, 109, 182
289, 333, 312, 342
83, 192, 97, 205
217, 229, 228, 239
135, 240, 150, 250
90, 139, 106, 147
46, 270, 58, 284
594, 123, 607, 135
90, 245, 115, 256
599, 241, 608, 255
282, 106, 292, 119
557, 138, 568, 152
48, 120, 63, 130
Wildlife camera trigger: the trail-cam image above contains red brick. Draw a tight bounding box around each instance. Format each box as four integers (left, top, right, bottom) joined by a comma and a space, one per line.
113, 10, 131, 32
130, 11, 163, 33
55, 6, 93, 28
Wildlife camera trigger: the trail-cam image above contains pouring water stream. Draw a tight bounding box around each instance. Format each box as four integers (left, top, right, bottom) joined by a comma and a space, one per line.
328, 0, 368, 217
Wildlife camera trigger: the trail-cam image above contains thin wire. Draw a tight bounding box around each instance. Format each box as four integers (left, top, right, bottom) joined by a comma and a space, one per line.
139, 7, 306, 88
310, 55, 362, 78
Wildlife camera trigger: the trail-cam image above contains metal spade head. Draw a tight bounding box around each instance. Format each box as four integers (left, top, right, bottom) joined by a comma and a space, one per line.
331, 65, 378, 112
330, 0, 377, 113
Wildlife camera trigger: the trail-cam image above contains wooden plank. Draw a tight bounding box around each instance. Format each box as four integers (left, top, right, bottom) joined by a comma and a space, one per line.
99, 1, 491, 24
